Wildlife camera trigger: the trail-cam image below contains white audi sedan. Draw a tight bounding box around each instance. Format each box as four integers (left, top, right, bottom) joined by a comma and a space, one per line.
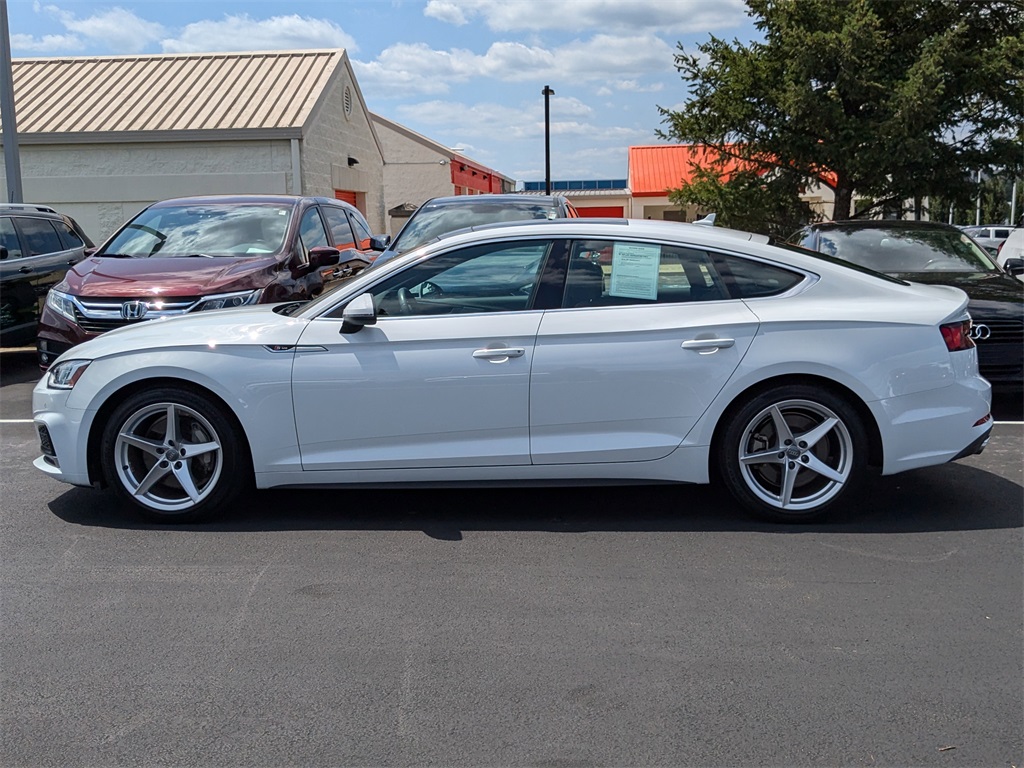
33, 219, 992, 524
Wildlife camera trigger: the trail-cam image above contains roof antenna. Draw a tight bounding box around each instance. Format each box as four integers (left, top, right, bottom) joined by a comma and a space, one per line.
694, 213, 716, 227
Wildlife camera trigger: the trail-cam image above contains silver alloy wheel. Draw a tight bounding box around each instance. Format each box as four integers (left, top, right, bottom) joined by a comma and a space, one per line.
737, 398, 854, 511
113, 401, 224, 513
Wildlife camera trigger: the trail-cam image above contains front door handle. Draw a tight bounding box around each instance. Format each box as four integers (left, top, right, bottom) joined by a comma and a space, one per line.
682, 338, 735, 353
18, 266, 32, 274
473, 346, 526, 362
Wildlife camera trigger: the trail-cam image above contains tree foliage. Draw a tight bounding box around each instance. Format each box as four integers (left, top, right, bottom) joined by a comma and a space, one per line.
659, 0, 1023, 222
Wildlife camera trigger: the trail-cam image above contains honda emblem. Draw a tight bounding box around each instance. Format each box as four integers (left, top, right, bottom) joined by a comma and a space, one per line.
121, 300, 149, 320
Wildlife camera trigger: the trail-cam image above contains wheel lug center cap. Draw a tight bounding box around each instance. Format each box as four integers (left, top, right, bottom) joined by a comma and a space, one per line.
786, 446, 802, 459
166, 448, 181, 461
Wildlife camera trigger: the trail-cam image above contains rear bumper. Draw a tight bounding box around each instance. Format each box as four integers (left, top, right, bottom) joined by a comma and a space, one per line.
950, 426, 993, 461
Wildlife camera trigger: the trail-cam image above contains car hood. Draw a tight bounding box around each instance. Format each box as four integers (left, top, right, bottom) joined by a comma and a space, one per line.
59, 304, 309, 363
893, 271, 1023, 321
64, 255, 279, 297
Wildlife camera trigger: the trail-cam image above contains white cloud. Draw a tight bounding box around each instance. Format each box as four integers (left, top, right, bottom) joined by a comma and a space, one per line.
11, 32, 84, 53
36, 4, 164, 53
161, 14, 356, 54
423, 0, 747, 33
354, 34, 673, 97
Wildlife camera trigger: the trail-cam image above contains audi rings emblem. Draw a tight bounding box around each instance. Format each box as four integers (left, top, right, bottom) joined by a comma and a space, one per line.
121, 300, 149, 320
969, 323, 991, 341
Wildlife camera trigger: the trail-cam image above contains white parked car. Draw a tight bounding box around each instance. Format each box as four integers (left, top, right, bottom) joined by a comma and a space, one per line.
32, 219, 992, 524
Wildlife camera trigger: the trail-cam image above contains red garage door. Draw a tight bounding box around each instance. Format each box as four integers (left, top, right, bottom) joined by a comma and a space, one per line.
334, 190, 358, 206
577, 206, 624, 217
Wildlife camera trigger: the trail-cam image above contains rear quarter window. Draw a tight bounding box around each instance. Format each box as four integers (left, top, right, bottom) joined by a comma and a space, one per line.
714, 254, 805, 298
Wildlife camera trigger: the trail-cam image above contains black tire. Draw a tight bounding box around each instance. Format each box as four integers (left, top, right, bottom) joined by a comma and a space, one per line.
717, 384, 867, 523
100, 386, 250, 523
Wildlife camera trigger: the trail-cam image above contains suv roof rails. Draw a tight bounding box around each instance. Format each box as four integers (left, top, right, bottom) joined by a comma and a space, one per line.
0, 203, 58, 214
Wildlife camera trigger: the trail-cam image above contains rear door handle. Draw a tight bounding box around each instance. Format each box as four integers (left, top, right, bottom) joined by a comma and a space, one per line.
18, 266, 32, 273
682, 338, 735, 353
473, 347, 526, 362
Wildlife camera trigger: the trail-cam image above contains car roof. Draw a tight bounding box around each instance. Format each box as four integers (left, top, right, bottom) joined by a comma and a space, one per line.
420, 194, 568, 206
0, 206, 66, 222
812, 219, 962, 233
146, 194, 353, 209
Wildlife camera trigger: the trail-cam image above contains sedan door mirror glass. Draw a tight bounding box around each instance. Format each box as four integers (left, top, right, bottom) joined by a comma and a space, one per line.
369, 234, 391, 251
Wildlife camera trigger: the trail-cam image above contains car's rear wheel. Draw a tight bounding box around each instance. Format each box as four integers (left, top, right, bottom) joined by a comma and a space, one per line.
100, 387, 249, 523
718, 385, 866, 523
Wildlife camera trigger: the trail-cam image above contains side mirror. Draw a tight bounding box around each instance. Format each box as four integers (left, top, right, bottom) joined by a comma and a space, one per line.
369, 234, 391, 251
340, 292, 377, 334
308, 246, 341, 270
1003, 257, 1024, 276
0, 246, 7, 260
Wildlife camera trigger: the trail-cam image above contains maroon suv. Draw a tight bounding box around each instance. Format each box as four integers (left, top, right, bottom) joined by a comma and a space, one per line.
37, 194, 385, 368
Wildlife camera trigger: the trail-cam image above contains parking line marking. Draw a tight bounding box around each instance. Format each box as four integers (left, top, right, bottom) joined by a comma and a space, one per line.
1, 419, 35, 424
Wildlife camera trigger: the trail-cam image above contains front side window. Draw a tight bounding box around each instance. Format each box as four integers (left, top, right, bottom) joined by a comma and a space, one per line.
334, 239, 553, 318
299, 208, 330, 253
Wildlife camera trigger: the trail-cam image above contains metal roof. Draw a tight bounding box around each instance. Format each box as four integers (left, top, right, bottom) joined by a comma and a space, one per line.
629, 144, 749, 197
3, 49, 346, 141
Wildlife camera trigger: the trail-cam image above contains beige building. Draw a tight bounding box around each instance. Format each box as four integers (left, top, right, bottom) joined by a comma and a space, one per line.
372, 113, 514, 235
0, 49, 387, 241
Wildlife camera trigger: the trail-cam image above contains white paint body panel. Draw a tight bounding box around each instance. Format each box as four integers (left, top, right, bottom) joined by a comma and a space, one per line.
31, 219, 993, 499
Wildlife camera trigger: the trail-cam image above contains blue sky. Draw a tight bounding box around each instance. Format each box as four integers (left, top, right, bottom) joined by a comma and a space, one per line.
7, 0, 760, 183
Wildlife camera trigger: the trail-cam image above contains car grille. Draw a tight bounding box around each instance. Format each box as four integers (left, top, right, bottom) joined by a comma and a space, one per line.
974, 318, 1023, 344
74, 296, 200, 334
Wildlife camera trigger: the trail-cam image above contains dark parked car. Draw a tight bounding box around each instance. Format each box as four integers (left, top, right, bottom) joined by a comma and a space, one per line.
37, 195, 384, 368
370, 194, 578, 267
790, 220, 1024, 387
0, 205, 92, 348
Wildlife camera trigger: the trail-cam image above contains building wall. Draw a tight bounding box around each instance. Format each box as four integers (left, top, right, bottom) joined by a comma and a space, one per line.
2, 140, 293, 241
375, 119, 453, 236
304, 66, 386, 232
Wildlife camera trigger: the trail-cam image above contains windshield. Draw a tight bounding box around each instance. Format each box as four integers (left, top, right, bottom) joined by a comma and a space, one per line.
99, 204, 293, 258
392, 200, 560, 255
816, 226, 1000, 274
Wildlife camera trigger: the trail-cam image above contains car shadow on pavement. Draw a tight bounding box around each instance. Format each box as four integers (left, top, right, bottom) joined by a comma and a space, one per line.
47, 461, 1022, 537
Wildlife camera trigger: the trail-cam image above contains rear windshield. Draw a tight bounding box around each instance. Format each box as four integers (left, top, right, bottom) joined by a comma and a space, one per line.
392, 201, 561, 255
814, 226, 999, 274
99, 204, 293, 258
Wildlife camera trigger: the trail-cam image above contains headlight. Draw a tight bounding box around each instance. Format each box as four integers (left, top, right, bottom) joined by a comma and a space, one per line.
47, 359, 91, 389
192, 289, 262, 312
46, 289, 77, 322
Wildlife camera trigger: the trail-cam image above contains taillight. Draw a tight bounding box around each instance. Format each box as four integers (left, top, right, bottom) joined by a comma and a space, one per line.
940, 320, 975, 351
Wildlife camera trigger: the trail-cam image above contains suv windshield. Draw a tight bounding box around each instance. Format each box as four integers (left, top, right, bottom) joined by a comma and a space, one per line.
816, 226, 1000, 274
99, 204, 293, 258
392, 200, 561, 255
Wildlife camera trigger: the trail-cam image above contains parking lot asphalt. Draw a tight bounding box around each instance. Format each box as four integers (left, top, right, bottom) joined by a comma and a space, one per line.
1, 348, 1021, 767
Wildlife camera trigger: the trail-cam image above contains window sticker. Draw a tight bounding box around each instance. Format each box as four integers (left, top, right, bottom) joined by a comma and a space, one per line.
609, 243, 660, 300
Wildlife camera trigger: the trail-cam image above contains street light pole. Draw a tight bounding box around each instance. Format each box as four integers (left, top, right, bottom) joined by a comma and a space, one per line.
0, 0, 24, 203
542, 85, 554, 195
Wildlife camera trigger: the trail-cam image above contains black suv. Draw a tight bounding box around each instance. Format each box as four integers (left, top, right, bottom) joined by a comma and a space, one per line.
0, 205, 92, 348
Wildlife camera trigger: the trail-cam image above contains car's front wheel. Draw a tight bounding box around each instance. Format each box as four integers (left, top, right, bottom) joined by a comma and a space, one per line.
718, 385, 867, 523
100, 387, 250, 523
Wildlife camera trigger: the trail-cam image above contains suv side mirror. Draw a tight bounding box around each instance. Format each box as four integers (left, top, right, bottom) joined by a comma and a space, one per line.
369, 234, 391, 251
0, 246, 7, 260
340, 292, 377, 333
308, 246, 341, 270
1003, 257, 1024, 276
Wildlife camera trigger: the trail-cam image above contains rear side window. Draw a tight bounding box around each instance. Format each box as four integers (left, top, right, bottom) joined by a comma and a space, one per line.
15, 217, 64, 256
561, 239, 806, 308
322, 207, 356, 250
347, 211, 372, 248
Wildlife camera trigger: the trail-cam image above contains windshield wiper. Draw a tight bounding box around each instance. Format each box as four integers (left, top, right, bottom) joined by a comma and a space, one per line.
95, 253, 136, 258
187, 253, 216, 258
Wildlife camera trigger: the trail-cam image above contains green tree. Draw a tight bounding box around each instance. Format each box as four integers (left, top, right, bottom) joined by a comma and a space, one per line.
659, 0, 1023, 222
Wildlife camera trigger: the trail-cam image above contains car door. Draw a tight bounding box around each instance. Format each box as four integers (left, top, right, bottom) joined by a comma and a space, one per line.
0, 216, 81, 344
290, 238, 557, 470
530, 238, 762, 464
